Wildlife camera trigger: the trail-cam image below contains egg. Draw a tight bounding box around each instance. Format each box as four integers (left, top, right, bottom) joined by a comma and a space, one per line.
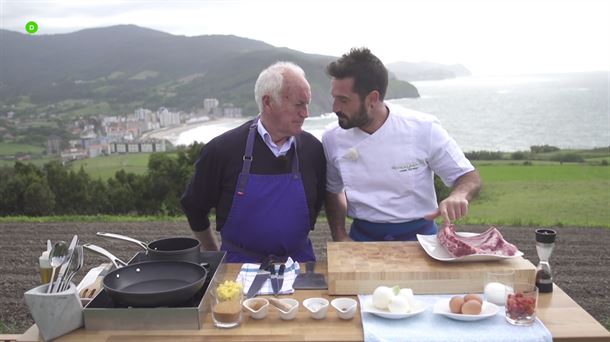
372, 286, 394, 310
464, 293, 483, 304
449, 296, 464, 314
388, 295, 411, 313
461, 299, 482, 315
484, 282, 508, 306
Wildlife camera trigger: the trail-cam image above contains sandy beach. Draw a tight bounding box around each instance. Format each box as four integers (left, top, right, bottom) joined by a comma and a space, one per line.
140, 117, 248, 145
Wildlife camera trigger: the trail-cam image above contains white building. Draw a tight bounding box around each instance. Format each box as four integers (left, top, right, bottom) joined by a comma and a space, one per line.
158, 107, 180, 127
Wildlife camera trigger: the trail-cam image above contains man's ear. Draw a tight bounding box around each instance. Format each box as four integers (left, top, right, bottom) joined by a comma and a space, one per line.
262, 95, 272, 110
366, 90, 381, 108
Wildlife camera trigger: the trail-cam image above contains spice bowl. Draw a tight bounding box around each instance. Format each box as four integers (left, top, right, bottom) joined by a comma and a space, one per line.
303, 297, 329, 320
272, 298, 299, 320
331, 298, 358, 320
243, 298, 269, 320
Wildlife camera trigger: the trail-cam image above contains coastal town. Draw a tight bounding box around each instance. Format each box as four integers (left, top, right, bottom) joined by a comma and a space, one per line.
3, 98, 244, 163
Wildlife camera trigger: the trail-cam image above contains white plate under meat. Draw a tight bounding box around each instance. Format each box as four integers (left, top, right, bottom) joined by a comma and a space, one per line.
433, 298, 499, 321
361, 298, 427, 319
416, 233, 524, 262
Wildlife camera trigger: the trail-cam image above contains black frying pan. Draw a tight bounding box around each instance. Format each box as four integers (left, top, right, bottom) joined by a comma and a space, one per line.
83, 244, 208, 307
97, 232, 200, 263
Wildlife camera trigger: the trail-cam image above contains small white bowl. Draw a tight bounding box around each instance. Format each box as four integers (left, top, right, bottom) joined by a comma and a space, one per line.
303, 297, 329, 320
276, 298, 299, 320
331, 297, 358, 320
243, 298, 269, 320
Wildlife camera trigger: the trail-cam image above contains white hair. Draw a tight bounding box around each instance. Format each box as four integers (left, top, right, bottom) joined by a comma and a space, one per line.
254, 61, 306, 112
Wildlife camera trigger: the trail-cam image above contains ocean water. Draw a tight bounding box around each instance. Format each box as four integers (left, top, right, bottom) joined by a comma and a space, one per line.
178, 72, 609, 152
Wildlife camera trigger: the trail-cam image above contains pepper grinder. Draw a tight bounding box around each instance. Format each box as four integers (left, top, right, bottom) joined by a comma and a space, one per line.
535, 229, 557, 293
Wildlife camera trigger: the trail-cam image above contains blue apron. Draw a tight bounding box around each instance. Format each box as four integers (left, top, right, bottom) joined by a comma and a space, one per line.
349, 218, 437, 242
219, 117, 316, 263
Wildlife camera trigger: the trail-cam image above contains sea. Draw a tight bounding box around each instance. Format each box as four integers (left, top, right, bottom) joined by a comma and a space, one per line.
176, 72, 609, 152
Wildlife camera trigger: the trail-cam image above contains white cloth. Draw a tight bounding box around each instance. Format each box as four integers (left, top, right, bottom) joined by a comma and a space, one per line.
257, 117, 295, 157
237, 257, 300, 295
358, 294, 553, 342
322, 103, 474, 223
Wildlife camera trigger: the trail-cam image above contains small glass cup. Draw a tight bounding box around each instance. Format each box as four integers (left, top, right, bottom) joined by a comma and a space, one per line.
505, 282, 538, 326
484, 270, 515, 306
211, 280, 243, 328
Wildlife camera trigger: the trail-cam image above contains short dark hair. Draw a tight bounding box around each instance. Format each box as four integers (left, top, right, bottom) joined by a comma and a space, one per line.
326, 47, 388, 101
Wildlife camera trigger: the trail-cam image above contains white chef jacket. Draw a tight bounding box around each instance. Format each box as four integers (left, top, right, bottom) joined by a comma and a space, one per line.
322, 103, 474, 223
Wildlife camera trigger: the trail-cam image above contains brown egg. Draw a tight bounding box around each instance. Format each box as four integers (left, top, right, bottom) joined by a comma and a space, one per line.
464, 293, 483, 304
461, 299, 482, 315
449, 296, 464, 314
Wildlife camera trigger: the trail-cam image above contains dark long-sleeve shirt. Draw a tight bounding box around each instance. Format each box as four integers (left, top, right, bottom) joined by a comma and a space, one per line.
181, 120, 326, 232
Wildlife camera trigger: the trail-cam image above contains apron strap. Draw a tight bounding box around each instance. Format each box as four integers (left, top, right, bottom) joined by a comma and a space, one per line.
237, 117, 300, 194
236, 118, 259, 194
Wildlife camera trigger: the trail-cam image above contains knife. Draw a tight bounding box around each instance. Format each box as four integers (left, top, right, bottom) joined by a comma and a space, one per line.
276, 263, 286, 294
270, 264, 278, 295
53, 234, 78, 293
246, 257, 271, 299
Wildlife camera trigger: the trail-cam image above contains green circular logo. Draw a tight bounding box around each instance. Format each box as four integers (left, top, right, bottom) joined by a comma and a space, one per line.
25, 21, 38, 34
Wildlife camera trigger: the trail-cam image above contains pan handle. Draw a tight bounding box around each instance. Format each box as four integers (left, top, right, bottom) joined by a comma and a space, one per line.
96, 232, 148, 250
83, 243, 128, 269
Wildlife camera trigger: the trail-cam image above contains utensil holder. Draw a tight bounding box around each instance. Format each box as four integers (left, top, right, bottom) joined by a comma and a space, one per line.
24, 282, 84, 341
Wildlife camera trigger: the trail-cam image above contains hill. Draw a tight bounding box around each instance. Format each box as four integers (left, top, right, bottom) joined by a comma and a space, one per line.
0, 25, 419, 118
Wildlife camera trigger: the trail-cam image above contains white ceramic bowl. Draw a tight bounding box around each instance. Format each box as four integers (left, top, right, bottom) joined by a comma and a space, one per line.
331, 298, 358, 320
276, 298, 299, 320
303, 297, 329, 320
243, 298, 269, 320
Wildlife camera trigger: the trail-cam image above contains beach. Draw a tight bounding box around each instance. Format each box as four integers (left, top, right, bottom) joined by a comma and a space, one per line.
140, 117, 249, 145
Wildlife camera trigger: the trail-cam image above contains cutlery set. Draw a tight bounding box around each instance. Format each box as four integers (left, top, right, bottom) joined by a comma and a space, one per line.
46, 235, 84, 293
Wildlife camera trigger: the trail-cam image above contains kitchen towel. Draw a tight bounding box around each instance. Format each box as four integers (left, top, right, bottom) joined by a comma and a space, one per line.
359, 294, 552, 342
237, 257, 300, 295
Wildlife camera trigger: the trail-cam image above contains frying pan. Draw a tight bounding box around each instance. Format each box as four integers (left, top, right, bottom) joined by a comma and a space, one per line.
83, 244, 208, 307
97, 232, 200, 263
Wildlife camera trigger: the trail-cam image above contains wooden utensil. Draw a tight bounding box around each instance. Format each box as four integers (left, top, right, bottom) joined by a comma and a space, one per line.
80, 263, 113, 299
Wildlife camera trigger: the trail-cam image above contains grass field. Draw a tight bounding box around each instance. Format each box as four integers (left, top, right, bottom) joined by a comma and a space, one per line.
0, 143, 45, 155
70, 153, 153, 179
464, 163, 610, 227
1, 150, 608, 228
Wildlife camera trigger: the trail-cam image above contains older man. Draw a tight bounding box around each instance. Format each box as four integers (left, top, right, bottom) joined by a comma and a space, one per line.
181, 62, 326, 262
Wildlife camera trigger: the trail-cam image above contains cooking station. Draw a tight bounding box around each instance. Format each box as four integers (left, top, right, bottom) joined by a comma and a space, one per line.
12, 241, 610, 342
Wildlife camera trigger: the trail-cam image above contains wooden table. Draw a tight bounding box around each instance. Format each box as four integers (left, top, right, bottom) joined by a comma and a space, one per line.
14, 263, 610, 342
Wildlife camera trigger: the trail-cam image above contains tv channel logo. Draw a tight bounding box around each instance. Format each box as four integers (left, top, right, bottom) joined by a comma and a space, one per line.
25, 21, 38, 34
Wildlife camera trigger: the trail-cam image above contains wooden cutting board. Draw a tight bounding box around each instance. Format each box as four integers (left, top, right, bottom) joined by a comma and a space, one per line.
327, 241, 536, 295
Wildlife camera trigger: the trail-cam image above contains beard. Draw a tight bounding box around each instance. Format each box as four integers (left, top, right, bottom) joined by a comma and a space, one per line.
336, 102, 370, 129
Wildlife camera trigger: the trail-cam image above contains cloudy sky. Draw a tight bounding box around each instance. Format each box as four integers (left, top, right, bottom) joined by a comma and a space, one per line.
1, 0, 609, 75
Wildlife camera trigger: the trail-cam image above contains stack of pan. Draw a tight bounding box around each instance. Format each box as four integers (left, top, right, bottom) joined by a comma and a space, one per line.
84, 233, 209, 307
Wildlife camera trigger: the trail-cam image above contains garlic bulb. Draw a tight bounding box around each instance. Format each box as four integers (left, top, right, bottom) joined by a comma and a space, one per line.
388, 295, 411, 313
398, 288, 414, 305
372, 286, 394, 310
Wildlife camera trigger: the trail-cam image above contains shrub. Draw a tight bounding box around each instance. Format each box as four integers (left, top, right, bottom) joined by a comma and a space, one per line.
464, 151, 503, 160
550, 153, 585, 163
511, 151, 527, 160
530, 145, 560, 153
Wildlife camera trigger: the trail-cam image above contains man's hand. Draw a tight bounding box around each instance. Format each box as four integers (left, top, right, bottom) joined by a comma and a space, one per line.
424, 170, 481, 226
424, 194, 469, 226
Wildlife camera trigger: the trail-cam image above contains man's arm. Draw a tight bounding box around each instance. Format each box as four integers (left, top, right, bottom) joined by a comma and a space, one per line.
425, 170, 482, 224
325, 190, 351, 241
192, 228, 220, 251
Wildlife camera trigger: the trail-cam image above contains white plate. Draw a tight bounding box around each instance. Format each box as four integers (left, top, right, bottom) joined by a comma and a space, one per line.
416, 233, 524, 262
361, 298, 427, 319
433, 298, 499, 321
